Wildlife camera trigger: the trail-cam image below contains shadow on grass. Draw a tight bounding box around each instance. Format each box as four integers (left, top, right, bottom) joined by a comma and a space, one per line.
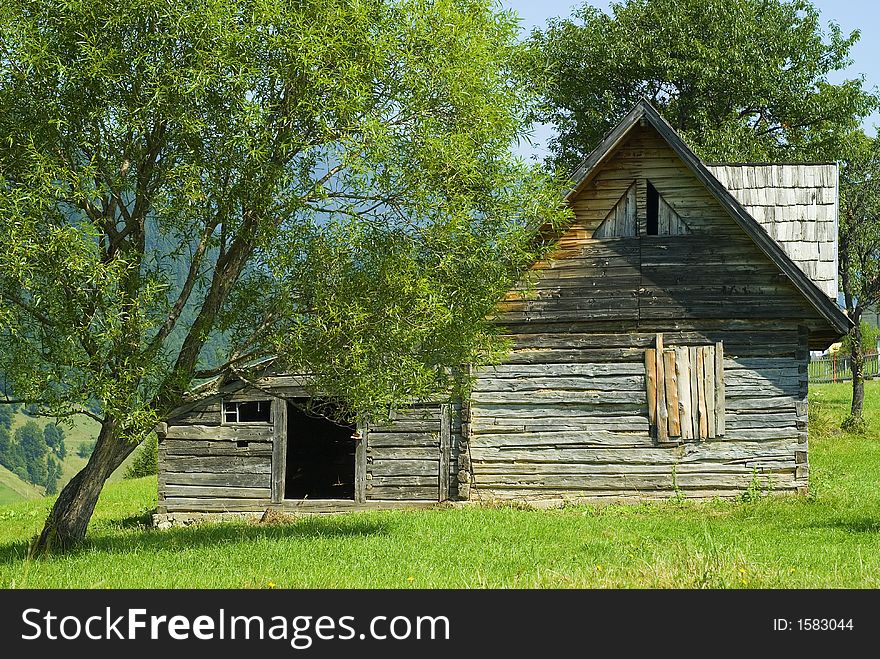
0, 515, 391, 566
809, 517, 880, 534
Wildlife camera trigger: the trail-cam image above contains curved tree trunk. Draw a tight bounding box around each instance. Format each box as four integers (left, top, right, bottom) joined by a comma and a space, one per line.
850, 325, 865, 420
31, 420, 137, 556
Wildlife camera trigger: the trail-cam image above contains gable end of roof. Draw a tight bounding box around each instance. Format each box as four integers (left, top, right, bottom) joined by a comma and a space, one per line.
565, 99, 851, 337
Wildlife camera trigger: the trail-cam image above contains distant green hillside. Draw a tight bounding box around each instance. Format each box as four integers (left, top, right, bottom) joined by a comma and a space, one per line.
0, 464, 43, 505
4, 412, 135, 499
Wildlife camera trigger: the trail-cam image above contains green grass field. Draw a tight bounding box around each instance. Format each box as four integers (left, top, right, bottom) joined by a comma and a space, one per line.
0, 381, 878, 588
0, 465, 43, 506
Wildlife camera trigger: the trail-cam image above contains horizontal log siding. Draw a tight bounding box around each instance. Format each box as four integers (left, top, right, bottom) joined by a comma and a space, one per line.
472, 123, 812, 501
158, 412, 274, 512
366, 404, 445, 501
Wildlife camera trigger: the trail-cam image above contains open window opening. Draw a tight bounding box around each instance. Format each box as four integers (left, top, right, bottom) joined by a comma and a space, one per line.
223, 400, 271, 423
285, 401, 357, 500
646, 180, 660, 235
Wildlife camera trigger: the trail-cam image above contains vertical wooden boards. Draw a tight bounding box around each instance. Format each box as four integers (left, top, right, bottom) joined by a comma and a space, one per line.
271, 397, 287, 503
704, 346, 716, 438
696, 348, 708, 439
593, 182, 637, 238
355, 420, 367, 504
658, 194, 689, 235
663, 349, 681, 436
689, 347, 699, 437
715, 342, 726, 436
439, 404, 452, 502
646, 341, 725, 442
675, 346, 693, 440
645, 349, 658, 428
655, 334, 668, 441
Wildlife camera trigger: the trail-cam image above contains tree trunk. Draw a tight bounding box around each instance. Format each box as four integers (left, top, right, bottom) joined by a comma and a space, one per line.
850, 324, 865, 420
31, 420, 137, 556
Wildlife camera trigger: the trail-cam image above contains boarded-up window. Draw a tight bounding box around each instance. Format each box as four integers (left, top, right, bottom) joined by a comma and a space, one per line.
645, 334, 725, 443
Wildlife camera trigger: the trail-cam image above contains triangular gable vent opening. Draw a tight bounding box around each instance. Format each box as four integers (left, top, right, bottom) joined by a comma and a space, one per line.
646, 180, 689, 236
592, 180, 689, 238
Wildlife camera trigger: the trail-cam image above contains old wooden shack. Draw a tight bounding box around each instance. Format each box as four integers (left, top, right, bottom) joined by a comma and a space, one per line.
156, 100, 849, 520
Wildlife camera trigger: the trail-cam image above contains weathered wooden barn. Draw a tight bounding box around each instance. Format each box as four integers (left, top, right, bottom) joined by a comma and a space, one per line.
155, 100, 849, 520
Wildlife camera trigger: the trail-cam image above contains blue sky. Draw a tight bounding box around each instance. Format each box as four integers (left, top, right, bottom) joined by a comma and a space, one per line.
504, 0, 880, 160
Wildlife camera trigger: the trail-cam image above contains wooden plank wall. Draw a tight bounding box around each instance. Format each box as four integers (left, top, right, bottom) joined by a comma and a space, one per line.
471, 123, 818, 501
161, 396, 460, 512
365, 403, 445, 501
159, 401, 273, 513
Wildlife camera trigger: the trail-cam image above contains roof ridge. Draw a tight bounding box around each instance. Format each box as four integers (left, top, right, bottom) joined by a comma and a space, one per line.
564, 99, 850, 336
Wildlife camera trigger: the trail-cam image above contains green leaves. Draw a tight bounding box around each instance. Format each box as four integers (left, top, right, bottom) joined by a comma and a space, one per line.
0, 0, 569, 432
529, 0, 878, 170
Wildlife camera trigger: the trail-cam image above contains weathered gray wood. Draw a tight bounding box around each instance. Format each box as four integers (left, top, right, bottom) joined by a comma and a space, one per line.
593, 182, 637, 237
663, 348, 680, 437
439, 403, 451, 502
655, 334, 668, 441
367, 486, 440, 501
675, 346, 693, 440
366, 432, 440, 447
715, 341, 725, 436
705, 346, 716, 438
271, 398, 287, 504
367, 421, 441, 434
470, 438, 798, 465
369, 475, 440, 487
471, 390, 645, 404
645, 349, 657, 429
725, 412, 797, 428
472, 416, 650, 431
165, 424, 274, 441
370, 459, 439, 477
471, 403, 648, 418
163, 485, 271, 499
473, 376, 645, 392
161, 472, 270, 488
164, 455, 271, 474
727, 396, 798, 411
695, 347, 707, 439
366, 446, 440, 460
162, 497, 440, 512
164, 498, 273, 512
471, 430, 654, 448
355, 421, 367, 503
476, 363, 645, 377
163, 440, 273, 457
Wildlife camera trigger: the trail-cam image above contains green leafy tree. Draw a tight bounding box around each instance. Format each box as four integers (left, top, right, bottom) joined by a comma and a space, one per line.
16, 421, 48, 486
0, 426, 27, 480
0, 426, 15, 468
0, 404, 13, 430
839, 134, 880, 428
529, 0, 878, 170
76, 440, 97, 460
45, 457, 61, 496
124, 434, 158, 479
0, 1, 568, 553
43, 424, 66, 459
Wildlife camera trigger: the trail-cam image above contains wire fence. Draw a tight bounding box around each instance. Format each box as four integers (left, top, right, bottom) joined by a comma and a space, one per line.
809, 351, 880, 383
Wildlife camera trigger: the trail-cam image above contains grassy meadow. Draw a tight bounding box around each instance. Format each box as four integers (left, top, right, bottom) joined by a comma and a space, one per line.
0, 381, 878, 588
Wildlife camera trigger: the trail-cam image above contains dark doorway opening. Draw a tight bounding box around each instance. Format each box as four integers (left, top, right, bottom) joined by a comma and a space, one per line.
285, 401, 357, 500
646, 180, 660, 235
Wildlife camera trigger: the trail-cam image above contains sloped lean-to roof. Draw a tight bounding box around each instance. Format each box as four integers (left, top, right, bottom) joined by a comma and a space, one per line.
565, 99, 851, 337
707, 163, 839, 300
